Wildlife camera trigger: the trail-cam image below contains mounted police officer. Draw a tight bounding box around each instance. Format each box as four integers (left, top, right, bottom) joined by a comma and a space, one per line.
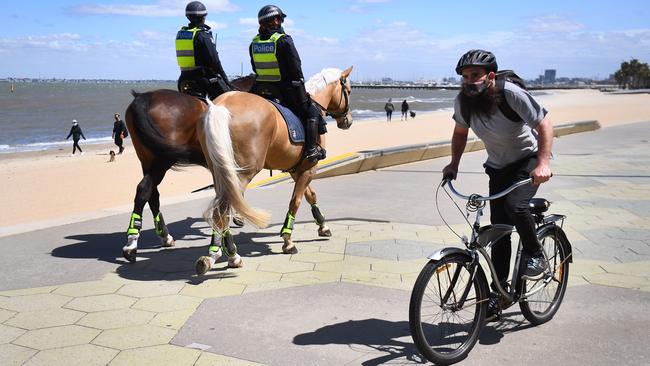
249, 4, 325, 163
176, 1, 232, 100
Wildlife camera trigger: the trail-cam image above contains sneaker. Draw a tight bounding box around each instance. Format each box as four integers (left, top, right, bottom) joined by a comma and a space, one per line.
80, 152, 85, 156
522, 252, 548, 280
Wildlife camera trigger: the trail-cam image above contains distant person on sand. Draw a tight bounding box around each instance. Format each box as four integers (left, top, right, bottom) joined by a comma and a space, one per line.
112, 113, 128, 154
443, 49, 554, 321
66, 119, 86, 156
401, 99, 410, 120
384, 98, 394, 121
176, 1, 233, 99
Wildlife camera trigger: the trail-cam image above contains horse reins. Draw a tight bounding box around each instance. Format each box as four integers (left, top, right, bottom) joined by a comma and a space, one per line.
314, 77, 350, 119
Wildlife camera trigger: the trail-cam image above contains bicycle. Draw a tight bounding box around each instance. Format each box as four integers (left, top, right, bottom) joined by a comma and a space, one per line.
409, 177, 573, 365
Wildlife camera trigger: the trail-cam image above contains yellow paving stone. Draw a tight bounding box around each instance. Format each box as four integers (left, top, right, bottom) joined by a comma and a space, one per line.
317, 238, 347, 254
132, 294, 202, 313
401, 273, 419, 288
601, 261, 650, 278
77, 308, 156, 330
93, 325, 177, 350
0, 293, 71, 312
391, 223, 437, 232
314, 260, 370, 274
0, 344, 37, 366
568, 275, 591, 287
257, 259, 314, 273
220, 271, 283, 286
0, 308, 16, 323
5, 308, 85, 330
341, 255, 376, 267
23, 344, 118, 366
341, 270, 402, 287
241, 281, 300, 294
415, 230, 458, 242
195, 351, 266, 365
281, 270, 341, 285
65, 294, 136, 313
0, 324, 26, 344
109, 345, 201, 366
333, 230, 371, 241
290, 252, 344, 263
570, 259, 609, 276
371, 260, 424, 275
0, 286, 58, 297
149, 309, 195, 330
13, 325, 100, 350
117, 281, 184, 298
53, 280, 123, 297
180, 281, 246, 298
584, 273, 650, 289
351, 223, 391, 232
289, 243, 321, 253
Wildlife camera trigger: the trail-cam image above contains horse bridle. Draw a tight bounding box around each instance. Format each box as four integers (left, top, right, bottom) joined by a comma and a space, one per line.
314, 77, 350, 120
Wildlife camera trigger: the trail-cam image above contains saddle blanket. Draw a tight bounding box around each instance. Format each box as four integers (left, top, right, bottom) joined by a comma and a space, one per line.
268, 100, 305, 143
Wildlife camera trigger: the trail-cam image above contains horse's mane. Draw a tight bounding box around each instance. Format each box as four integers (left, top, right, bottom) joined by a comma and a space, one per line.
305, 68, 342, 95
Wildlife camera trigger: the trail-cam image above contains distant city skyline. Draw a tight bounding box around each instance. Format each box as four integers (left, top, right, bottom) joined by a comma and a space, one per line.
2, 0, 649, 81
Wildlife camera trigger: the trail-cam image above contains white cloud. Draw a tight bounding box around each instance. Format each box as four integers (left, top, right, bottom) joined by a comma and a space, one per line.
72, 0, 238, 17
527, 14, 585, 33
205, 20, 227, 30
239, 17, 258, 26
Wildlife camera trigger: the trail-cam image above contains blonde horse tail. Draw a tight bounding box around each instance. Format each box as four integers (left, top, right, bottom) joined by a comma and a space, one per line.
201, 100, 270, 229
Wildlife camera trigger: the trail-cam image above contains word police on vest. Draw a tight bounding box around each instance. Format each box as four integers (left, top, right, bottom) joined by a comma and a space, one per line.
252, 43, 275, 54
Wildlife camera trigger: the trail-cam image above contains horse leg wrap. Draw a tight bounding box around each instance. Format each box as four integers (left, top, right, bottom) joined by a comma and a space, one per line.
280, 212, 295, 236
154, 212, 169, 237
126, 213, 142, 237
222, 228, 237, 257
208, 229, 223, 259
311, 204, 325, 226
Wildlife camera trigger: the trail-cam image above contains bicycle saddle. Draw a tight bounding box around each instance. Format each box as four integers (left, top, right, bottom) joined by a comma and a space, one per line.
529, 198, 550, 214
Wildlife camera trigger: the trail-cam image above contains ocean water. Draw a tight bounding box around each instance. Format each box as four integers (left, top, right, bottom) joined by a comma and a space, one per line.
0, 81, 458, 154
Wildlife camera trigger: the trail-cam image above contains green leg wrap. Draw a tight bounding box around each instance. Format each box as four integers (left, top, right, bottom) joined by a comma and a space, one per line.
127, 213, 142, 237
311, 204, 325, 226
153, 212, 169, 237
208, 229, 221, 254
222, 228, 237, 257
280, 212, 295, 236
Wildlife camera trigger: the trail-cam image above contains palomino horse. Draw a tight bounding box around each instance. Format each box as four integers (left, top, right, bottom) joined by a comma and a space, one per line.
195, 66, 353, 274
121, 75, 255, 262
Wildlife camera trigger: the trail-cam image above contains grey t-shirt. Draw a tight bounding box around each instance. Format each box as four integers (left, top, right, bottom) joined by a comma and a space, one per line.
452, 81, 548, 169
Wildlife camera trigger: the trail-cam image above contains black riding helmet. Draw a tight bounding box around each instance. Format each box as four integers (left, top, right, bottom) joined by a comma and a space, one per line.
258, 5, 287, 23
455, 49, 498, 75
186, 1, 207, 22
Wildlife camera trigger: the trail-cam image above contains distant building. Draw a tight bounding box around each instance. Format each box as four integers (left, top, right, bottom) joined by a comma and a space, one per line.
544, 69, 556, 84
381, 77, 393, 84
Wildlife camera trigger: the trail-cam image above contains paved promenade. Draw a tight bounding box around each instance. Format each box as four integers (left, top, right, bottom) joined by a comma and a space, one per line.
1, 121, 649, 365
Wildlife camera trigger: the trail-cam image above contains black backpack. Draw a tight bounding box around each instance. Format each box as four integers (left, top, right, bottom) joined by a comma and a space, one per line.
460, 70, 526, 125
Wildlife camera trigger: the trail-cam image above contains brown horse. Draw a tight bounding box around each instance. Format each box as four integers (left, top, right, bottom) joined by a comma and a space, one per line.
195, 66, 353, 274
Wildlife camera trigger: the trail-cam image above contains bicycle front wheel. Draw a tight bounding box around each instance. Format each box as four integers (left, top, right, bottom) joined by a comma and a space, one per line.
520, 228, 570, 325
409, 254, 488, 365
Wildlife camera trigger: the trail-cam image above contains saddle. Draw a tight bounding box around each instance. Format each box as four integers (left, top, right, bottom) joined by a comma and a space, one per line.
267, 100, 327, 143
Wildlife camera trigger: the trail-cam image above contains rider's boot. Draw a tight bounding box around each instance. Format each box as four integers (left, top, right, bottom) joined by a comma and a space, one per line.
303, 117, 326, 164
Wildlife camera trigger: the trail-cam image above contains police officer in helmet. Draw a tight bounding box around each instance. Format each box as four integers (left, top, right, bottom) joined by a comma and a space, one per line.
176, 1, 232, 99
249, 4, 325, 163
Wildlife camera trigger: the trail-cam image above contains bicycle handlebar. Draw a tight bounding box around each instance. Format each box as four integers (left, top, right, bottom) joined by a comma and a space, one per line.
443, 178, 533, 202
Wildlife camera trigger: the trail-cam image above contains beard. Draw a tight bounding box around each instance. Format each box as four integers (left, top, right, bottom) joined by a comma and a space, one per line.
459, 87, 502, 121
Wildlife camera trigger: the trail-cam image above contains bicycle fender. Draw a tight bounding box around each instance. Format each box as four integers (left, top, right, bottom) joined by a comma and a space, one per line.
427, 247, 473, 261
537, 224, 573, 263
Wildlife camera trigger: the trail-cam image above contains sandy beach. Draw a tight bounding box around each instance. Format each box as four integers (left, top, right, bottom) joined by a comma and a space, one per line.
1, 89, 649, 233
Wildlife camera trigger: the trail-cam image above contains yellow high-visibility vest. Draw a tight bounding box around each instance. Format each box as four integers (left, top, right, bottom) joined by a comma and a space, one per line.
251, 33, 284, 82
176, 27, 201, 71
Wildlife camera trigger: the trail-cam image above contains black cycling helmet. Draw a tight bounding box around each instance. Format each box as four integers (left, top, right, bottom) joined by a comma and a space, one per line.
258, 5, 287, 23
186, 1, 207, 20
455, 49, 498, 75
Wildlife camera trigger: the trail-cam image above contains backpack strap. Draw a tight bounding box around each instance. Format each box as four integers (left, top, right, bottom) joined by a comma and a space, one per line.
495, 78, 523, 122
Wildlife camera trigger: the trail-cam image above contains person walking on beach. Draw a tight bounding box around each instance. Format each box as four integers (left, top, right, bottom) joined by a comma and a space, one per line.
384, 98, 394, 121
112, 113, 128, 154
249, 4, 325, 163
66, 119, 86, 156
176, 1, 232, 99
401, 99, 410, 121
442, 49, 554, 320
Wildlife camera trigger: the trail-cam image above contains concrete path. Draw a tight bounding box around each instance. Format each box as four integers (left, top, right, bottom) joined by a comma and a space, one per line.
1, 121, 649, 365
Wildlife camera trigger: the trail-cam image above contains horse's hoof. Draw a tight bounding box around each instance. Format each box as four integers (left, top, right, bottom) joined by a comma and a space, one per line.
227, 254, 243, 268
318, 226, 332, 237
161, 234, 175, 248
195, 256, 212, 275
123, 249, 137, 263
282, 243, 298, 254
232, 216, 245, 228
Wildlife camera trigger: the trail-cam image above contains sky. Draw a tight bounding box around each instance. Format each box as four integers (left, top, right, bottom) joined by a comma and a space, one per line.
2, 0, 649, 81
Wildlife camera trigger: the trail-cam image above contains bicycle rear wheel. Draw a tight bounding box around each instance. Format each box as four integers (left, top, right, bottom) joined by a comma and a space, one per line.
520, 228, 570, 325
409, 254, 488, 365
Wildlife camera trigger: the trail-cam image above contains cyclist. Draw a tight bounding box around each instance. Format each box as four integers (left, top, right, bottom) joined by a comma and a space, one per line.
442, 49, 554, 317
